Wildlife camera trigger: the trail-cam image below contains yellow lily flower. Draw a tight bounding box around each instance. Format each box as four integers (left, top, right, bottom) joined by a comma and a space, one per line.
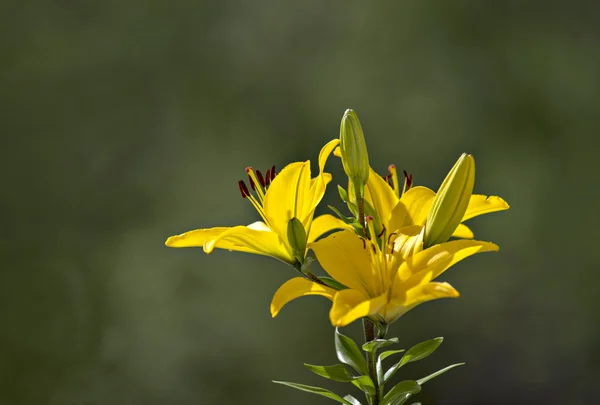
340, 151, 509, 240
165, 139, 351, 265
271, 225, 498, 327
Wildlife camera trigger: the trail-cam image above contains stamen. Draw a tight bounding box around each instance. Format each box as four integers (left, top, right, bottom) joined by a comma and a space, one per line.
365, 215, 377, 241
256, 170, 266, 188
238, 180, 250, 198
270, 165, 276, 180
402, 170, 413, 196
247, 174, 256, 191
388, 165, 400, 198
265, 168, 272, 186
377, 224, 386, 239
246, 167, 266, 202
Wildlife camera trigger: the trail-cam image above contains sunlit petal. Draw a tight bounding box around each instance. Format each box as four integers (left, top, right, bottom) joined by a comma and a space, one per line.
263, 161, 311, 238
270, 277, 337, 317
452, 223, 474, 239
399, 186, 436, 226
463, 195, 510, 222
309, 230, 374, 296
202, 223, 295, 263
329, 289, 388, 327
394, 239, 499, 292
307, 214, 353, 244
404, 281, 460, 308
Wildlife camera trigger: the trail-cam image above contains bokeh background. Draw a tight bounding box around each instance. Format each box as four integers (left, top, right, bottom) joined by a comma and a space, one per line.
2, 1, 598, 404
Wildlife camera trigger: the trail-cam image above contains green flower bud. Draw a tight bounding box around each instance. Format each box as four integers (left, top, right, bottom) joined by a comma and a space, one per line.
423, 153, 475, 247
287, 217, 307, 264
340, 109, 370, 191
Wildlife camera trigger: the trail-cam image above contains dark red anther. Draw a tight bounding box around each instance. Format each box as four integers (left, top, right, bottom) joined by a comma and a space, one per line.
270, 165, 276, 180
265, 169, 272, 186
238, 181, 250, 198
256, 170, 266, 188
403, 170, 413, 189
247, 174, 256, 191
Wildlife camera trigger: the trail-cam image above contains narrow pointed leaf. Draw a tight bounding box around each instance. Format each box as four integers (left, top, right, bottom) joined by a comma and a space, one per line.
304, 364, 353, 382
379, 349, 405, 362
273, 381, 353, 405
328, 205, 359, 226
362, 338, 399, 352
338, 185, 350, 202
318, 276, 348, 291
417, 363, 465, 385
380, 380, 421, 405
384, 338, 443, 383
343, 395, 363, 405
401, 337, 443, 365
335, 328, 368, 375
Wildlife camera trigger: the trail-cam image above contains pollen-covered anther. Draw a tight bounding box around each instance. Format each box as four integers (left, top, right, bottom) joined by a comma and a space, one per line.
265, 169, 272, 186
238, 180, 250, 198
270, 165, 276, 181
256, 170, 266, 188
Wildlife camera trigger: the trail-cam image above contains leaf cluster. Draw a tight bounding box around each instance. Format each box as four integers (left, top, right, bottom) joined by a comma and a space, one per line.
274, 329, 464, 405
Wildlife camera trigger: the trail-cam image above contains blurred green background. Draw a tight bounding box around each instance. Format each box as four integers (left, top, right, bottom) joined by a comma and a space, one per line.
1, 1, 598, 404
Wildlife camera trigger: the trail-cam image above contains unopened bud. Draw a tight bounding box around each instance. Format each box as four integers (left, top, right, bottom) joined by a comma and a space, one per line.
340, 109, 370, 191
287, 217, 307, 264
424, 153, 475, 247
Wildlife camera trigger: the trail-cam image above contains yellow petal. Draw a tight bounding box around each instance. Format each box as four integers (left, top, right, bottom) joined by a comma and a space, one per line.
202, 222, 295, 263
306, 139, 340, 222
166, 226, 230, 248
329, 289, 388, 327
166, 225, 269, 255
452, 223, 474, 239
394, 239, 499, 291
263, 161, 312, 238
270, 277, 337, 317
318, 139, 340, 174
404, 281, 460, 308
463, 195, 510, 222
307, 214, 353, 244
398, 186, 436, 226
308, 230, 375, 296
348, 168, 398, 226
391, 225, 424, 260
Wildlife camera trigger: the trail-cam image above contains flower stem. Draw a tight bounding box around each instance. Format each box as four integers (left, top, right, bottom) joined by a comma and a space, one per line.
354, 182, 367, 237
363, 319, 381, 405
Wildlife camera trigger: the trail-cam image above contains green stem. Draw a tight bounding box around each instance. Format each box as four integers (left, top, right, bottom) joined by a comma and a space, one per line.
354, 182, 366, 235
363, 319, 380, 405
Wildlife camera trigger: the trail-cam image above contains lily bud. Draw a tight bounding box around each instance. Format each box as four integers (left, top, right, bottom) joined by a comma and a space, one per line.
340, 109, 370, 193
287, 217, 307, 264
423, 153, 475, 247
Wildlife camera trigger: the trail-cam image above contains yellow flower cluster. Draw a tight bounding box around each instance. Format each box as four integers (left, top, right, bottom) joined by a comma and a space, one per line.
166, 110, 509, 328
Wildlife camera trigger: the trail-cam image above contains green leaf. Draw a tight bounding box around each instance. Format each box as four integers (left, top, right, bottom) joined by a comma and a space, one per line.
335, 328, 368, 375
338, 185, 350, 202
318, 276, 348, 290
273, 381, 353, 405
417, 363, 465, 385
379, 349, 405, 362
350, 375, 376, 396
362, 338, 400, 352
304, 364, 354, 382
343, 395, 363, 405
328, 205, 358, 225
380, 380, 421, 405
384, 338, 443, 383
